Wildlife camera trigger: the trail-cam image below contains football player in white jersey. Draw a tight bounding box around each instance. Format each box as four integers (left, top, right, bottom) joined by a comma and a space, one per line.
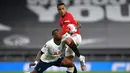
29, 29, 76, 73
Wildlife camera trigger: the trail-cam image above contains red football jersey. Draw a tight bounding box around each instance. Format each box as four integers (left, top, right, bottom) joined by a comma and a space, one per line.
59, 12, 80, 35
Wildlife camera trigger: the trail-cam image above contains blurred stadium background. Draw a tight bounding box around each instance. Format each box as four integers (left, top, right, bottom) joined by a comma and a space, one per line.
0, 0, 130, 73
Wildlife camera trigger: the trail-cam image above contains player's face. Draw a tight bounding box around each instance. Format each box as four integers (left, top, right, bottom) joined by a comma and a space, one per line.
57, 5, 67, 16
54, 30, 62, 40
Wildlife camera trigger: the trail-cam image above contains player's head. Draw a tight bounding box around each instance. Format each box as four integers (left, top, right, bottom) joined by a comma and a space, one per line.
57, 2, 67, 16
52, 29, 62, 40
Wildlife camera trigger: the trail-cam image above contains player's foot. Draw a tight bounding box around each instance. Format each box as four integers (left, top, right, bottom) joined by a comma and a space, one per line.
79, 55, 86, 71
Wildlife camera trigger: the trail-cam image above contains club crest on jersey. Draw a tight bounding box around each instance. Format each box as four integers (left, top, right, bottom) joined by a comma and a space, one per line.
58, 47, 61, 50
62, 20, 70, 24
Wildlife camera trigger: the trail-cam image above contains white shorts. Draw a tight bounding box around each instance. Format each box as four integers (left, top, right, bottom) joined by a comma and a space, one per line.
63, 33, 82, 57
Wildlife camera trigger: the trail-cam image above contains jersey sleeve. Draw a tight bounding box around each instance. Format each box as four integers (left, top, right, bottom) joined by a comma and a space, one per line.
41, 42, 54, 55
69, 13, 77, 26
41, 43, 49, 53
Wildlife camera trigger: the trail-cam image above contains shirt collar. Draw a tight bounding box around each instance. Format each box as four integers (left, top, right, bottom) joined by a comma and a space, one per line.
62, 12, 67, 18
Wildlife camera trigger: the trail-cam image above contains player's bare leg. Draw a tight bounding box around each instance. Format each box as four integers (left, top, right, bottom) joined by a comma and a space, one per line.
61, 57, 74, 67
30, 69, 38, 73
65, 56, 77, 73
64, 37, 86, 71
58, 57, 74, 73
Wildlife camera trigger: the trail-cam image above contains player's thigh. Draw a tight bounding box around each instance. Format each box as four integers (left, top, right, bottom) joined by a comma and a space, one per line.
65, 34, 82, 57
53, 57, 64, 67
53, 57, 74, 67
34, 60, 52, 73
71, 34, 82, 47
61, 57, 74, 67
65, 34, 82, 46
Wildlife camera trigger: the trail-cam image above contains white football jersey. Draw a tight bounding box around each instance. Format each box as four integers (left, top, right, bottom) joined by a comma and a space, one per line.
40, 38, 64, 63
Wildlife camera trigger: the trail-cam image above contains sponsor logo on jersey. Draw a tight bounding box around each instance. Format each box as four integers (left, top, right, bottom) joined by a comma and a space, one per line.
62, 20, 70, 24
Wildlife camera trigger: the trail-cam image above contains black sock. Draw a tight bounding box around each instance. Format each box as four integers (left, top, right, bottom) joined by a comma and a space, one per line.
73, 65, 77, 73
68, 41, 80, 57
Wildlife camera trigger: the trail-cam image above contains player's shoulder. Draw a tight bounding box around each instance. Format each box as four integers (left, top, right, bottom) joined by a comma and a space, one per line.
46, 38, 53, 46
66, 12, 73, 16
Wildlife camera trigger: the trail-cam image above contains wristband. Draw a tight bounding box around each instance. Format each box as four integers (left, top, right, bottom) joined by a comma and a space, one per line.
34, 61, 38, 64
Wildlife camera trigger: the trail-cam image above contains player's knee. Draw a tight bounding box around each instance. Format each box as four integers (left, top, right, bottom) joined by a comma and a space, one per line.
62, 58, 74, 67
69, 62, 74, 67
67, 60, 74, 67
65, 37, 73, 45
65, 62, 74, 67
66, 40, 76, 50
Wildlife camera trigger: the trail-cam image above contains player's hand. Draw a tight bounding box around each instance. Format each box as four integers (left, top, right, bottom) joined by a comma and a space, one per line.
76, 22, 81, 29
29, 62, 36, 68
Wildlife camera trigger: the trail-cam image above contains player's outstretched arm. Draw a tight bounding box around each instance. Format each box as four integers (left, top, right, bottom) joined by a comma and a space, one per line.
29, 51, 43, 68
35, 51, 43, 61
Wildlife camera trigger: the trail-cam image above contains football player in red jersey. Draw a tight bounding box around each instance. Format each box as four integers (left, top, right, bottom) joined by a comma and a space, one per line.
57, 2, 86, 72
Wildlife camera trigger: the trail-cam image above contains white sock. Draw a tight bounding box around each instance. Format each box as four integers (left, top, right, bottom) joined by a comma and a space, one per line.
67, 67, 74, 73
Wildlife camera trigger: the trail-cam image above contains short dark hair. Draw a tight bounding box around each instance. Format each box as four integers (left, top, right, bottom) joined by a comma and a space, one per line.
52, 29, 60, 36
57, 2, 65, 7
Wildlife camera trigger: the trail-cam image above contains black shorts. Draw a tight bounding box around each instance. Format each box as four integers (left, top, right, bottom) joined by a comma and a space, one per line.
34, 57, 64, 73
